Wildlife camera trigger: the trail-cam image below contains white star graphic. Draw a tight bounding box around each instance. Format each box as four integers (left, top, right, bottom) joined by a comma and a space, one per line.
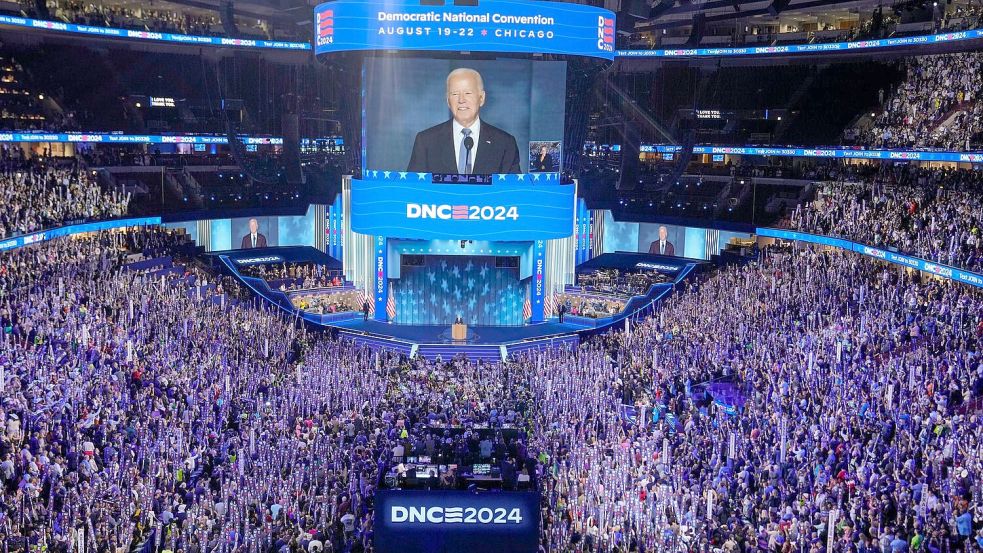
517, 174, 526, 181
532, 173, 541, 181
418, 173, 428, 180
497, 174, 507, 181
383, 171, 392, 179
398, 172, 408, 180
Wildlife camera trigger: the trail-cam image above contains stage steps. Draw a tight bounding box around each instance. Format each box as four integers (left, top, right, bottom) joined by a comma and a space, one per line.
339, 333, 415, 358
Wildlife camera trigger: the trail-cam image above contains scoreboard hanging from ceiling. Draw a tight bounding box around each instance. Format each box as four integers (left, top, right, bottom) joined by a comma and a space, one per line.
313, 0, 617, 60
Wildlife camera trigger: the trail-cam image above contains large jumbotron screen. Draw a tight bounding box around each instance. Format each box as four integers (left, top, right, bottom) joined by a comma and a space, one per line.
362, 58, 567, 175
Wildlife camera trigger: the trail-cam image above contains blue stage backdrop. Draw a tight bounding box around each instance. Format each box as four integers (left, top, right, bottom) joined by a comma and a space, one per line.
392, 255, 524, 326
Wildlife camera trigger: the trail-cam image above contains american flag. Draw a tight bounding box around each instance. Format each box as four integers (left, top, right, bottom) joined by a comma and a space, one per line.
522, 290, 532, 321
544, 291, 556, 318
386, 282, 397, 321
318, 10, 334, 38
602, 18, 615, 44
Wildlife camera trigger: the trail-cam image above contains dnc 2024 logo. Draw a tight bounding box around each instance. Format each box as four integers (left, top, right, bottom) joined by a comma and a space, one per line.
597, 16, 614, 52
389, 505, 524, 525
924, 263, 953, 278
406, 204, 519, 221
316, 9, 334, 47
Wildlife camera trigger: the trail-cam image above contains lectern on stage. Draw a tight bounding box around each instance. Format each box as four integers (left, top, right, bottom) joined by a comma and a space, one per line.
452, 322, 468, 341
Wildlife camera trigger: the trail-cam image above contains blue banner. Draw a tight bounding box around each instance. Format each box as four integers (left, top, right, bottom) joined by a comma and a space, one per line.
0, 132, 284, 145
374, 490, 539, 553
374, 235, 388, 321
328, 194, 344, 260
0, 14, 309, 50
617, 29, 983, 58
639, 144, 983, 163
756, 228, 983, 289
314, 0, 616, 60
0, 217, 162, 252
6, 131, 981, 163
575, 198, 592, 265
531, 239, 546, 323
350, 172, 575, 241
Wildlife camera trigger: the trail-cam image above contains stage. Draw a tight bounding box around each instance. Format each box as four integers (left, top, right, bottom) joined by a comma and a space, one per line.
213, 246, 701, 361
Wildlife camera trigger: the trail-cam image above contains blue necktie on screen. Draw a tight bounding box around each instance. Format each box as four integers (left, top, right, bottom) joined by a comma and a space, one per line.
458, 128, 472, 174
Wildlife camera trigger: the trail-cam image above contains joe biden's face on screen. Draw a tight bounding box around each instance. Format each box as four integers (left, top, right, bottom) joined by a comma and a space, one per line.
405, 68, 522, 174
446, 69, 485, 129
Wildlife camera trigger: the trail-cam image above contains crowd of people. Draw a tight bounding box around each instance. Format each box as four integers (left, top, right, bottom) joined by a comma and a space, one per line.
554, 293, 627, 319
0, 154, 131, 240
25, 0, 287, 39
788, 163, 983, 273
1, 213, 982, 553
534, 246, 983, 551
577, 269, 671, 299
241, 263, 344, 293
0, 225, 548, 552
47, 0, 220, 36
856, 53, 983, 150
290, 289, 361, 315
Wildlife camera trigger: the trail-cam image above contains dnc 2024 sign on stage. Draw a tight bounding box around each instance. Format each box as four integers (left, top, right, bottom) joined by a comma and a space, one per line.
313, 0, 616, 60
350, 173, 575, 242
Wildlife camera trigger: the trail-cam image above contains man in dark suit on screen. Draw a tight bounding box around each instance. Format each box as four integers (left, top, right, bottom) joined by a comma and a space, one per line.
240, 218, 268, 249
406, 68, 522, 175
647, 225, 675, 256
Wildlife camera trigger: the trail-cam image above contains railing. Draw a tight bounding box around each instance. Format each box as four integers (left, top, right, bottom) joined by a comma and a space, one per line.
757, 227, 983, 289
0, 216, 162, 252
617, 28, 983, 58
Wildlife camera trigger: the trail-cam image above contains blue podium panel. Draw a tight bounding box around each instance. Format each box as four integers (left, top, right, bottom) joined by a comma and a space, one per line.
374, 490, 539, 553
350, 173, 575, 241
314, 0, 616, 60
